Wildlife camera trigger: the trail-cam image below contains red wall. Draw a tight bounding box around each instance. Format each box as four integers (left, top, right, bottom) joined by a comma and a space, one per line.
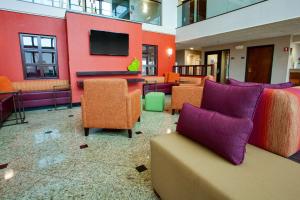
142, 31, 176, 76
66, 12, 143, 102
0, 10, 69, 81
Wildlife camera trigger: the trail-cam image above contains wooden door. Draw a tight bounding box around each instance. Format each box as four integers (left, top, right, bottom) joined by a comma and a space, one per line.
246, 45, 274, 83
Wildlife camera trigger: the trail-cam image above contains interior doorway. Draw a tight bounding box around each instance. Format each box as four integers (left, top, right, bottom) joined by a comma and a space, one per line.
204, 49, 230, 83
245, 45, 274, 83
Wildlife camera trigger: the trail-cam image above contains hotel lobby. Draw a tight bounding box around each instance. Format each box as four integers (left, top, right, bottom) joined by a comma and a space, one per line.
1, 0, 300, 199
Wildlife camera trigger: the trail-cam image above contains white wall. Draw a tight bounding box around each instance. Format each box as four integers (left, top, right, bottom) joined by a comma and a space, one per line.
0, 0, 66, 18
0, 0, 176, 35
142, 0, 177, 35
177, 0, 300, 42
201, 36, 291, 83
176, 49, 202, 65
291, 43, 300, 69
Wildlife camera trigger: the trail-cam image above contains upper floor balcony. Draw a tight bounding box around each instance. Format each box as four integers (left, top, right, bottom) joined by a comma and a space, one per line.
177, 0, 266, 27
19, 0, 162, 25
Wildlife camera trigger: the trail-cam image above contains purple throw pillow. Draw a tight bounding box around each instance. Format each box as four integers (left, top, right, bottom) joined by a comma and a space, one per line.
177, 103, 253, 165
228, 78, 294, 89
201, 80, 263, 119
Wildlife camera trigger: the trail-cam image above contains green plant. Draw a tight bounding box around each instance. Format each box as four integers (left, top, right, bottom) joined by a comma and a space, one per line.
128, 58, 140, 71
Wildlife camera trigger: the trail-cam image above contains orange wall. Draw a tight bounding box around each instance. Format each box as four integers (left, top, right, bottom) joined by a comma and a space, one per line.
0, 10, 176, 103
142, 31, 176, 76
0, 10, 69, 81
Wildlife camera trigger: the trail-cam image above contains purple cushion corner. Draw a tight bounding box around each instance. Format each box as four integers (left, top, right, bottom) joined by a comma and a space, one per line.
228, 78, 294, 89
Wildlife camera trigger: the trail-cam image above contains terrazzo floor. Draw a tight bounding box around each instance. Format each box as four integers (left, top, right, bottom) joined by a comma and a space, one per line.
0, 96, 179, 200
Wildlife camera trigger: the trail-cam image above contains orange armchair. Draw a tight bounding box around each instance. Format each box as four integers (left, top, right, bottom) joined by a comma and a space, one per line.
165, 72, 180, 83
171, 75, 215, 114
81, 79, 141, 138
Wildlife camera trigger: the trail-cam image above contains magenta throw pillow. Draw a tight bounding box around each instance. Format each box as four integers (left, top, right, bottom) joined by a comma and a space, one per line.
177, 103, 253, 165
201, 80, 263, 120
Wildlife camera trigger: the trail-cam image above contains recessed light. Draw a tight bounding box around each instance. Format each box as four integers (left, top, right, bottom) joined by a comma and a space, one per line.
190, 47, 194, 50
143, 3, 148, 14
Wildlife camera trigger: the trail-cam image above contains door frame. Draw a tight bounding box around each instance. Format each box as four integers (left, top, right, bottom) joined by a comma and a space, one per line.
245, 45, 274, 83
204, 49, 230, 82
142, 44, 158, 76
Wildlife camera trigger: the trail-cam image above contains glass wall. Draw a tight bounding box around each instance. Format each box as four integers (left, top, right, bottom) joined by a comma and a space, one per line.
19, 0, 161, 25
177, 0, 266, 27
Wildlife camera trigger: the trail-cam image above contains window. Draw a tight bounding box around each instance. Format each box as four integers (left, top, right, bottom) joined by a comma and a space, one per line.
142, 45, 158, 76
20, 34, 58, 79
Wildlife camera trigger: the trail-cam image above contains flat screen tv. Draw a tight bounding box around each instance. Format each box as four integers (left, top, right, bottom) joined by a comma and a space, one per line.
90, 30, 129, 56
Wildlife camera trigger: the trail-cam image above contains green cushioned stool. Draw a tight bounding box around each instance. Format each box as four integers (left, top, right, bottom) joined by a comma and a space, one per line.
145, 92, 165, 112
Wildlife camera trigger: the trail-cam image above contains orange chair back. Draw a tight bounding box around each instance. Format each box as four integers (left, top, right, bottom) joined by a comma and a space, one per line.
200, 75, 216, 86
0, 76, 14, 92
165, 72, 180, 83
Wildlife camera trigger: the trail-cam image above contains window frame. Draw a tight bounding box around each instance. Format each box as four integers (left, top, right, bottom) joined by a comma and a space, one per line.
19, 33, 59, 80
142, 44, 158, 76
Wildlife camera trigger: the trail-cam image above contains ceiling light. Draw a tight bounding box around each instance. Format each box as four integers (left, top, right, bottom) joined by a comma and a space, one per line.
190, 47, 194, 50
143, 3, 148, 14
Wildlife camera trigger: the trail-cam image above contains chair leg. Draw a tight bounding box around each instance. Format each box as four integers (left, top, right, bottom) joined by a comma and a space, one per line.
128, 129, 132, 138
138, 117, 141, 122
84, 128, 89, 136
172, 109, 175, 115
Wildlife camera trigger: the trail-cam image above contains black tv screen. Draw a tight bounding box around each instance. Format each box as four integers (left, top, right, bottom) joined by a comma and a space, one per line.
90, 30, 129, 56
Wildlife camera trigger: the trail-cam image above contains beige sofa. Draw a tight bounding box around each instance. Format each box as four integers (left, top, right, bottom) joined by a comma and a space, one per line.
151, 133, 300, 200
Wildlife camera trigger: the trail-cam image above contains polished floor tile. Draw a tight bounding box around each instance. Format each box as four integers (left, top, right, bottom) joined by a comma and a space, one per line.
0, 96, 178, 199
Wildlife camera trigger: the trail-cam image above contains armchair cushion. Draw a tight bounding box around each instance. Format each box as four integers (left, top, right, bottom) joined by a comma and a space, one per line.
177, 103, 253, 165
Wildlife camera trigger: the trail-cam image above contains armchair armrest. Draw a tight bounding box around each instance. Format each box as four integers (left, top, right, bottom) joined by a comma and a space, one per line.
81, 95, 87, 127
171, 86, 203, 110
126, 89, 141, 128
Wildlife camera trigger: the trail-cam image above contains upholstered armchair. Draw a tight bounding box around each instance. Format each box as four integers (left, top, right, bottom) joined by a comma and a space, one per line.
171, 75, 215, 114
81, 79, 141, 138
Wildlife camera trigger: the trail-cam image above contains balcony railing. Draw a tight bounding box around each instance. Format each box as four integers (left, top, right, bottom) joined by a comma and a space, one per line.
173, 64, 215, 77
19, 0, 162, 25
177, 0, 267, 27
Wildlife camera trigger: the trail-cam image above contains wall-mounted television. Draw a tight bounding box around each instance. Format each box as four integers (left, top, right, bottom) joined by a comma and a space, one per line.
90, 30, 129, 56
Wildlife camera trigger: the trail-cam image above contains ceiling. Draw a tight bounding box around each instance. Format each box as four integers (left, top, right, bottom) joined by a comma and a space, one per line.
176, 17, 300, 50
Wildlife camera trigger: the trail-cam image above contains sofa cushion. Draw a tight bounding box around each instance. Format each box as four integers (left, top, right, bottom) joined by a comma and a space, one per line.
177, 103, 253, 165
201, 80, 263, 119
228, 78, 294, 89
151, 133, 300, 200
12, 80, 69, 91
0, 76, 14, 92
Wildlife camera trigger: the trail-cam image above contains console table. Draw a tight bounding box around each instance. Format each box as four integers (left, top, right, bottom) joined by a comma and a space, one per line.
76, 71, 141, 77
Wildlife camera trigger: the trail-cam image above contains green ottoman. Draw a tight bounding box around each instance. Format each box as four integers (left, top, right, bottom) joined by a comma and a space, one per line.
145, 92, 165, 112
